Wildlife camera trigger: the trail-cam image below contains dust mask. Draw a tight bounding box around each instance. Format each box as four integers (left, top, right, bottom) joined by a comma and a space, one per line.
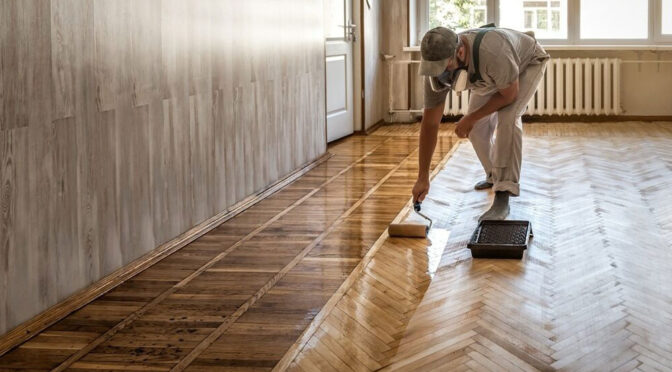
428, 51, 468, 93
428, 67, 468, 93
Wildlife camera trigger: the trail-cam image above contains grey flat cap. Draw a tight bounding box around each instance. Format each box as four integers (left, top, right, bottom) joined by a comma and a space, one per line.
419, 27, 459, 77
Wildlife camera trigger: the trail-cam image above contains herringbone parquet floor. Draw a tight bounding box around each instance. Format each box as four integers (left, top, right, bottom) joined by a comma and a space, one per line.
286, 122, 672, 372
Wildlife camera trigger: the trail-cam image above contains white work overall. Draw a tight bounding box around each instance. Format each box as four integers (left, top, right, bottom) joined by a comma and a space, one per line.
466, 60, 547, 196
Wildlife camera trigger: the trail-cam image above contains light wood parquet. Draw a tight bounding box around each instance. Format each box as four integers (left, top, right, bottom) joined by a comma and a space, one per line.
0, 127, 455, 371
287, 121, 672, 372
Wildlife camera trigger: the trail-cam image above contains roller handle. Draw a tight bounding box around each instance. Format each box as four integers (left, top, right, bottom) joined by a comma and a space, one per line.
413, 201, 432, 231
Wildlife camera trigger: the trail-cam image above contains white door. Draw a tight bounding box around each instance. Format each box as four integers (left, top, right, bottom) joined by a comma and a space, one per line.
325, 0, 355, 142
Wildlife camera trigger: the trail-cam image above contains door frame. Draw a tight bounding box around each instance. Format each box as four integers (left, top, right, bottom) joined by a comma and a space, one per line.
353, 0, 365, 134
323, 0, 365, 145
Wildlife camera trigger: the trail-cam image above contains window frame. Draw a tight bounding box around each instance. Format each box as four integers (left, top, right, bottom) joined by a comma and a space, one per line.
655, 0, 672, 41
410, 0, 672, 46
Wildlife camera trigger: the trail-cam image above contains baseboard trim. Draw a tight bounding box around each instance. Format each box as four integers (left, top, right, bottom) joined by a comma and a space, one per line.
439, 114, 672, 123
0, 152, 333, 357
364, 119, 385, 135
524, 115, 672, 122
353, 119, 386, 136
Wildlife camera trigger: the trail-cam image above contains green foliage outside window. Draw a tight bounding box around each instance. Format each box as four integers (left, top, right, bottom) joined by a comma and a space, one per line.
536, 9, 547, 29
429, 0, 487, 30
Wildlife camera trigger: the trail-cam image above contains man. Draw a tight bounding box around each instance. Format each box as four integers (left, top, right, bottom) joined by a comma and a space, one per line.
411, 26, 549, 220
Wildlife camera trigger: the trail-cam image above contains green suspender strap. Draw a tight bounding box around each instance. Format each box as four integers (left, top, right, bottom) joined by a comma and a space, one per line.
469, 25, 495, 84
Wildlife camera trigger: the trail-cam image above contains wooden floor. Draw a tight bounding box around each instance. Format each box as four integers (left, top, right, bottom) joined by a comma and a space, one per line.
3, 122, 672, 371
287, 122, 672, 372
0, 125, 455, 371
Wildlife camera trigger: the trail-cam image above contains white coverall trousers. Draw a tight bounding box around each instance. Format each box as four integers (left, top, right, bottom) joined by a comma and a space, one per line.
467, 60, 548, 196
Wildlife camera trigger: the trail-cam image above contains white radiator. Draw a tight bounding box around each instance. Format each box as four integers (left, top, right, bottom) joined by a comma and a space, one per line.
443, 58, 622, 116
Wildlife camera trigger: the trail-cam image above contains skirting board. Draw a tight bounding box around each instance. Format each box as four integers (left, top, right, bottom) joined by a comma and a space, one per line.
439, 114, 672, 123
364, 119, 386, 135
352, 119, 385, 136
522, 115, 672, 122
0, 152, 333, 357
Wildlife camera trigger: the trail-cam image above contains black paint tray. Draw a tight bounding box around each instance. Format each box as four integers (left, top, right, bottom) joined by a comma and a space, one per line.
468, 220, 533, 259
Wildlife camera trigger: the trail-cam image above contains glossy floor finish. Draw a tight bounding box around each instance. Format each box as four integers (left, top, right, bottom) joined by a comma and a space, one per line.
288, 122, 672, 372
0, 125, 455, 371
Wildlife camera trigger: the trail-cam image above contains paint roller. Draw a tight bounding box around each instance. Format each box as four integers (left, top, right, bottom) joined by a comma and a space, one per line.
388, 201, 433, 238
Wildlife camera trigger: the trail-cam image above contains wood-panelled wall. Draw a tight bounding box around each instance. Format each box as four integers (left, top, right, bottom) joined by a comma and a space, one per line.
363, 0, 385, 130
362, 0, 409, 127
0, 0, 326, 336
369, 0, 411, 123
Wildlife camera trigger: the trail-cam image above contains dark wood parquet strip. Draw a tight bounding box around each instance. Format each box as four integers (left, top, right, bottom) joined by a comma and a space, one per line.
0, 149, 328, 358
0, 136, 390, 370
188, 144, 460, 371
53, 139, 398, 371
0, 130, 457, 371
172, 148, 426, 370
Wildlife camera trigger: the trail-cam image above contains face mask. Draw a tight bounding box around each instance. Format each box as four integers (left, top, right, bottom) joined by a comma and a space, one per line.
428, 67, 468, 93
428, 53, 468, 93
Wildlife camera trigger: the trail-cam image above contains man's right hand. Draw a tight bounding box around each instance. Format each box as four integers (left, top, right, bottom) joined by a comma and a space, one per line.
412, 177, 430, 203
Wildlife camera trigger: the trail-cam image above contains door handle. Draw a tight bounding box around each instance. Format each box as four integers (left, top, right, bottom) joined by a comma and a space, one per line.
339, 20, 357, 42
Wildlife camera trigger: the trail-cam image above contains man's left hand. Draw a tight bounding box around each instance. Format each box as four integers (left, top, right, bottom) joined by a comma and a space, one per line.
455, 115, 476, 138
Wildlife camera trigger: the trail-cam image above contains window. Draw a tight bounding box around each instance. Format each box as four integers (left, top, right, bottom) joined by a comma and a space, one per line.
581, 0, 648, 39
552, 10, 560, 31
429, 0, 488, 32
663, 0, 672, 34
500, 0, 567, 39
412, 0, 672, 45
525, 10, 534, 28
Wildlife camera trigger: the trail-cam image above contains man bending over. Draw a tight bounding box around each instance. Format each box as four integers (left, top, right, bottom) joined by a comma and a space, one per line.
412, 25, 549, 220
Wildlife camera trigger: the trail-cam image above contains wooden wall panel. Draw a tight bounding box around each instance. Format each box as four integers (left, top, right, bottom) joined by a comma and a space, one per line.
363, 0, 410, 125
383, 0, 410, 114
0, 0, 326, 336
363, 0, 386, 129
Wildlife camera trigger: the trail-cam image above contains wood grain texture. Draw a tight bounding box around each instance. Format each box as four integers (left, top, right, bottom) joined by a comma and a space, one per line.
274, 134, 461, 372
363, 0, 387, 130
287, 121, 672, 372
0, 151, 331, 358
6, 122, 670, 370
0, 0, 326, 337
382, 0, 411, 115
0, 127, 456, 370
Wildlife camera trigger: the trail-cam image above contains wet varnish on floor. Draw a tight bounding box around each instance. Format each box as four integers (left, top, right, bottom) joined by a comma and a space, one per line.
0, 125, 455, 371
